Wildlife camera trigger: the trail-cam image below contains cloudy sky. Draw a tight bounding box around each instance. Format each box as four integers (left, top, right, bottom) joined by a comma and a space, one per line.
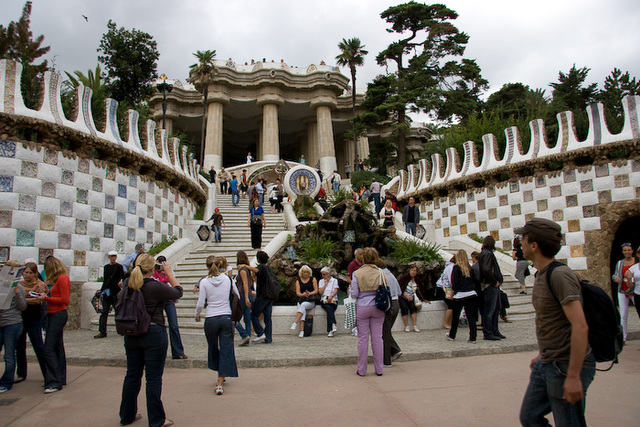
4, 0, 640, 122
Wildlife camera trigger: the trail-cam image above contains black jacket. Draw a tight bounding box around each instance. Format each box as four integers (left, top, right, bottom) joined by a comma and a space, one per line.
479, 249, 503, 286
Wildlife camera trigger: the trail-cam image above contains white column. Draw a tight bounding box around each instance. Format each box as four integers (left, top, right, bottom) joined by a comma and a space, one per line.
204, 101, 224, 170
314, 103, 337, 176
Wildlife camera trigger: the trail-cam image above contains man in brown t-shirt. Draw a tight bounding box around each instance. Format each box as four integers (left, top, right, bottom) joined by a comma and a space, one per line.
515, 218, 595, 426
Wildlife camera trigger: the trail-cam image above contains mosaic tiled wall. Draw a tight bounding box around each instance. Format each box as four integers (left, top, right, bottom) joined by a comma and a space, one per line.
0, 140, 196, 281
423, 161, 640, 271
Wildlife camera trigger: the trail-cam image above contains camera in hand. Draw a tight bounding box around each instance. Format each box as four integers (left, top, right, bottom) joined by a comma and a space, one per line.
154, 264, 163, 271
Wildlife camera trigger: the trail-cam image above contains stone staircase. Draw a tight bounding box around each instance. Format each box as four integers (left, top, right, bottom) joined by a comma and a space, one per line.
90, 193, 287, 335
170, 193, 287, 334
443, 246, 535, 321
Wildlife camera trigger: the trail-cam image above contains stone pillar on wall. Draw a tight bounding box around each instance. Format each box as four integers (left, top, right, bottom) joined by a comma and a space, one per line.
204, 99, 227, 170
311, 99, 337, 176
257, 95, 284, 162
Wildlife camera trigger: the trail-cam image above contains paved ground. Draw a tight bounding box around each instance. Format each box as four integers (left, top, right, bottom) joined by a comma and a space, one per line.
2, 315, 639, 426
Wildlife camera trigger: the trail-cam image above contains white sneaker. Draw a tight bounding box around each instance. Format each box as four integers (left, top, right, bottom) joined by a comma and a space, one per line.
404, 326, 410, 332
290, 322, 297, 330
252, 334, 266, 343
413, 326, 421, 333
239, 336, 251, 346
44, 387, 60, 394
331, 324, 337, 333
327, 331, 334, 337
298, 331, 304, 338
0, 386, 8, 393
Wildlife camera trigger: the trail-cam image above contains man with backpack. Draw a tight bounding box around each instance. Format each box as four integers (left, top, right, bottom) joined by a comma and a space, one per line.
516, 218, 595, 427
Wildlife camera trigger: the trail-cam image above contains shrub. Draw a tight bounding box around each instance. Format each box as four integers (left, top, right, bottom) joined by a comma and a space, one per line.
389, 238, 443, 264
327, 187, 354, 206
350, 170, 390, 190
193, 203, 205, 220
299, 236, 340, 264
293, 195, 319, 220
148, 236, 177, 256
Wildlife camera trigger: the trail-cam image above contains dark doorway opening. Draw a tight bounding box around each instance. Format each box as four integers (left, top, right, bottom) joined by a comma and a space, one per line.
609, 216, 640, 305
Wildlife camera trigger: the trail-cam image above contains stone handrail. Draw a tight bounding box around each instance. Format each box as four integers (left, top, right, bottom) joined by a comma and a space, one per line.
0, 59, 205, 203
395, 96, 640, 200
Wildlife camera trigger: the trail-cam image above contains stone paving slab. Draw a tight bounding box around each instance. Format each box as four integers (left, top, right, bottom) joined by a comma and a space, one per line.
3, 341, 639, 426
54, 314, 640, 369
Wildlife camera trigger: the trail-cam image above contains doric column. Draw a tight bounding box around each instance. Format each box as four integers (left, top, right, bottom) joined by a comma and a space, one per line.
203, 94, 229, 169
311, 98, 337, 176
257, 95, 284, 162
304, 119, 318, 168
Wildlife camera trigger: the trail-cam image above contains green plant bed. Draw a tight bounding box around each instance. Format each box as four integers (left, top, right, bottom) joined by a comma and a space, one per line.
193, 203, 205, 220
148, 236, 177, 256
389, 238, 443, 264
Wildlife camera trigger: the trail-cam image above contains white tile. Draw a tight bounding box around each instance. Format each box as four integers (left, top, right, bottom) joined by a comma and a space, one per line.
10, 246, 37, 264
12, 211, 40, 230
75, 172, 91, 190
577, 192, 598, 205
68, 266, 88, 282
0, 228, 17, 246
52, 249, 74, 267
13, 176, 42, 195
567, 257, 588, 270
0, 193, 19, 210
0, 157, 20, 175
593, 176, 614, 191
103, 179, 118, 195
74, 204, 91, 220
55, 183, 76, 201
34, 230, 59, 248
37, 163, 61, 182
55, 217, 75, 233
88, 190, 103, 207
15, 144, 43, 162
87, 221, 103, 237
581, 217, 601, 231
72, 235, 90, 251
564, 231, 585, 245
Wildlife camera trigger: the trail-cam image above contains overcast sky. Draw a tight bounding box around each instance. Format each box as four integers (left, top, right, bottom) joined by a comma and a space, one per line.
4, 0, 640, 123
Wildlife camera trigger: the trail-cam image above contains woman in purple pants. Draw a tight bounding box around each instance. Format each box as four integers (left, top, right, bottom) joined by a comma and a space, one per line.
350, 247, 387, 376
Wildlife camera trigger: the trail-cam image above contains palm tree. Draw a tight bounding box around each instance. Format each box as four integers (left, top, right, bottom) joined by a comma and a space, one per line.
336, 38, 368, 168
63, 65, 107, 127
187, 50, 218, 165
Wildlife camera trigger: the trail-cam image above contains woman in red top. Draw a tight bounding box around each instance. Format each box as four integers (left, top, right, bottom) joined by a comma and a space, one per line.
612, 242, 638, 341
35, 256, 70, 394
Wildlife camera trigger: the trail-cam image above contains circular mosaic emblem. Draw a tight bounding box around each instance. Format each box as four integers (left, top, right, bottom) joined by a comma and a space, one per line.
284, 166, 320, 200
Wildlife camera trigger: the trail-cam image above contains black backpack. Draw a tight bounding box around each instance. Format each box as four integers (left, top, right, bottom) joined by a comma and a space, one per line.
263, 265, 281, 301
546, 261, 624, 370
115, 282, 151, 336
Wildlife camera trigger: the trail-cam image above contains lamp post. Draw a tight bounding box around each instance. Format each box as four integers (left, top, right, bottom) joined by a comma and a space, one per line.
156, 74, 174, 130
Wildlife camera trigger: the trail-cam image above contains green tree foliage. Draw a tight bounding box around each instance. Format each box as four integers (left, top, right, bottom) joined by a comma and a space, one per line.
187, 50, 218, 164
546, 64, 597, 142
336, 37, 368, 162
0, 1, 50, 108
97, 20, 159, 106
362, 2, 487, 170
598, 68, 640, 133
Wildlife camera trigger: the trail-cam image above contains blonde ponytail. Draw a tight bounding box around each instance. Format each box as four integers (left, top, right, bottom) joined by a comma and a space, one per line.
206, 255, 219, 277
129, 253, 155, 290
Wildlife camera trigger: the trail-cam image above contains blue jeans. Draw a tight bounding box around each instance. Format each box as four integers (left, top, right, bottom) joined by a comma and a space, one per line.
251, 296, 273, 343
520, 354, 596, 427
235, 294, 253, 339
482, 285, 501, 338
258, 193, 264, 206
321, 303, 337, 332
213, 225, 222, 242
164, 302, 185, 358
373, 193, 381, 213
332, 181, 340, 193
231, 189, 240, 206
120, 325, 168, 427
0, 322, 23, 389
16, 317, 46, 380
43, 310, 67, 389
405, 222, 417, 235
204, 316, 238, 377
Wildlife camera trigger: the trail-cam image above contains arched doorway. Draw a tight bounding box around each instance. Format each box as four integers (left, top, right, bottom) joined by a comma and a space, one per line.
609, 216, 640, 304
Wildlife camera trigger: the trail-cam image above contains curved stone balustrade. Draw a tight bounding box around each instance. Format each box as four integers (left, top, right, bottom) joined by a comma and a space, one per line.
0, 59, 206, 281
395, 96, 640, 199
0, 60, 205, 201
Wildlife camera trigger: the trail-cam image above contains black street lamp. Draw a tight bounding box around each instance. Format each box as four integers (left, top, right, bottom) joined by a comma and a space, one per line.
156, 74, 174, 130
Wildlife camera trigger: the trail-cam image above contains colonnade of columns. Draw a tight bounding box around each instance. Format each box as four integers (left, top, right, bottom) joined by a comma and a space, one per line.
202, 96, 341, 176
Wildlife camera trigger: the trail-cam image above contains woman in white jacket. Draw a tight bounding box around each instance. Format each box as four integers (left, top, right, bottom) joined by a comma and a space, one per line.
195, 256, 241, 395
